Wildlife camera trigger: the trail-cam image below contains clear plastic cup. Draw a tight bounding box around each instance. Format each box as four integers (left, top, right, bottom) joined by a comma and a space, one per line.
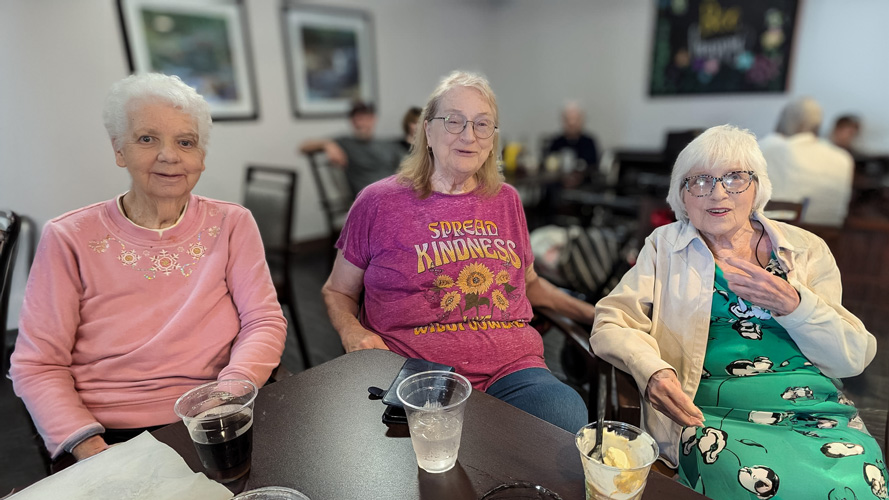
173, 379, 258, 483
575, 421, 659, 500
396, 370, 472, 473
232, 486, 311, 499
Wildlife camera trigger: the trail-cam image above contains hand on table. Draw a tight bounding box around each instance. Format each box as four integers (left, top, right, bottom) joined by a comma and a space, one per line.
722, 257, 800, 316
71, 434, 108, 461
341, 327, 390, 353
646, 369, 704, 428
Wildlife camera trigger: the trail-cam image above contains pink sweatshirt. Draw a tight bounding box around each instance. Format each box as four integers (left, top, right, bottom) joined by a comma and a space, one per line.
10, 194, 287, 458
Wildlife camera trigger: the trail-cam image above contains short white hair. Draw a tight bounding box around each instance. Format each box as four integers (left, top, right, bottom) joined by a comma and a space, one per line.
103, 73, 212, 151
562, 101, 584, 116
666, 124, 772, 223
775, 97, 822, 136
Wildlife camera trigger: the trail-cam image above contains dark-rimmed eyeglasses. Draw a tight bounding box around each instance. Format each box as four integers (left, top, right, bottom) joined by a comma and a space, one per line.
683, 171, 756, 197
430, 114, 498, 139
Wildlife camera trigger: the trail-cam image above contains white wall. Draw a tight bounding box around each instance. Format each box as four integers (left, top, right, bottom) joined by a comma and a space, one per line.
0, 0, 492, 237
2, 0, 889, 328
0, 0, 492, 328
3, 0, 887, 237
488, 0, 889, 153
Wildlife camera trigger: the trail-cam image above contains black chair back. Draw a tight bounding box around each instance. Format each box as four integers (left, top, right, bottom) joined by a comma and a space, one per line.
1, 210, 22, 373
558, 225, 632, 303
244, 166, 296, 264
305, 152, 355, 266
663, 128, 703, 167
763, 199, 807, 224
243, 166, 311, 369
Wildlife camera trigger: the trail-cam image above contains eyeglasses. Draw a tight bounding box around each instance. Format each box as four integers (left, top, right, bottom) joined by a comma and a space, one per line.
430, 114, 498, 139
683, 170, 756, 197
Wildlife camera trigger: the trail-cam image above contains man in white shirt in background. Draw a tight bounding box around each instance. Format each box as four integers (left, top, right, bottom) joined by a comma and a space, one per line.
759, 97, 854, 227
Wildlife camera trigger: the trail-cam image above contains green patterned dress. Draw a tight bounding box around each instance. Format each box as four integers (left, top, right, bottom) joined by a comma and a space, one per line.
677, 257, 887, 500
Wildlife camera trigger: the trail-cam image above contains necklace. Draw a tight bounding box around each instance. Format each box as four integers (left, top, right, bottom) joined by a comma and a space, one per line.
754, 222, 766, 268
120, 196, 132, 221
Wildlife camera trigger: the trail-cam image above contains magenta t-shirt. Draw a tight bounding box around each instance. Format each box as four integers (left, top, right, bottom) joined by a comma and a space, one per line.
337, 176, 547, 391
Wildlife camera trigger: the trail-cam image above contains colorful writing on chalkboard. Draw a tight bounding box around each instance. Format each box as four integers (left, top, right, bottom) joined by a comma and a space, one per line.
649, 0, 798, 96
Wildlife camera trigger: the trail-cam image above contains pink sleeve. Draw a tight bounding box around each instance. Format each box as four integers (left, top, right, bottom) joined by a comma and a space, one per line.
217, 209, 288, 386
10, 223, 104, 458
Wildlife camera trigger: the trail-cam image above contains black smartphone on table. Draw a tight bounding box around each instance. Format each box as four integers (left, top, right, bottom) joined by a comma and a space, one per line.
381, 358, 454, 424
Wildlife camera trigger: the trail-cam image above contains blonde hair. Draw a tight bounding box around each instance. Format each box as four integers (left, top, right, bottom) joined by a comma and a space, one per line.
397, 70, 502, 199
666, 124, 772, 223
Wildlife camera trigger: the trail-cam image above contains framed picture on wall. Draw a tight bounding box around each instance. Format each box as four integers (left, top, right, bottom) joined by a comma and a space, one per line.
649, 0, 799, 96
281, 3, 377, 118
117, 0, 259, 120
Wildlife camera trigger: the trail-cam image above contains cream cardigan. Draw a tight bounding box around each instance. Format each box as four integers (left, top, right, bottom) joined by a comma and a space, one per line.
590, 213, 876, 466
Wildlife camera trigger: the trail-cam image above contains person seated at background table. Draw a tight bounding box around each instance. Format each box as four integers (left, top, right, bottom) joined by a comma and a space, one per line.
829, 114, 863, 159
299, 100, 404, 195
591, 124, 883, 499
535, 103, 602, 226
542, 102, 599, 180
759, 97, 854, 227
322, 70, 596, 433
10, 73, 287, 464
397, 106, 423, 155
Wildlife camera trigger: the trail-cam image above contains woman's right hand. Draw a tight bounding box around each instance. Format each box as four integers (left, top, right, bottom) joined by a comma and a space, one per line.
341, 327, 390, 353
645, 368, 705, 428
71, 434, 109, 461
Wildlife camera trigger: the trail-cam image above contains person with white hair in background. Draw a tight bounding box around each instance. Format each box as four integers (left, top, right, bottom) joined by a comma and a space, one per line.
10, 73, 286, 465
758, 97, 855, 227
543, 102, 599, 171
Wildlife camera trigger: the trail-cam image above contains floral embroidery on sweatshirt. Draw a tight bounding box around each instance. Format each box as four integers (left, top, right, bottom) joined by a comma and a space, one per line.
89, 212, 225, 279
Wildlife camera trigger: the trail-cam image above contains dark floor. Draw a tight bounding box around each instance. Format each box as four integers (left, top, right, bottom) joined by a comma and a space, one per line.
1, 245, 886, 495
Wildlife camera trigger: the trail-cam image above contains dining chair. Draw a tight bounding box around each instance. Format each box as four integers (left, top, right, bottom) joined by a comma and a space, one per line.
243, 166, 311, 369
534, 306, 641, 426
663, 129, 703, 167
1, 210, 22, 375
557, 225, 634, 304
763, 199, 807, 224
305, 152, 355, 268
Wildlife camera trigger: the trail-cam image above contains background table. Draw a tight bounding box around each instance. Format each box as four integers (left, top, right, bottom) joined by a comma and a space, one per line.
154, 350, 706, 499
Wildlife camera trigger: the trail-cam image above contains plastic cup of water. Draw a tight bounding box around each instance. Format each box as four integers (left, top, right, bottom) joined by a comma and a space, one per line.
396, 370, 472, 473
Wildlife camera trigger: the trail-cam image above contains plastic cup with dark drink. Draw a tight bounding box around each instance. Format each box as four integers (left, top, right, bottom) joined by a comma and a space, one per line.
174, 379, 258, 483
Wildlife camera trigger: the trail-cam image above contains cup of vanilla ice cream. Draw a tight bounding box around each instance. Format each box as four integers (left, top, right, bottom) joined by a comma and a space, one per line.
575, 421, 659, 500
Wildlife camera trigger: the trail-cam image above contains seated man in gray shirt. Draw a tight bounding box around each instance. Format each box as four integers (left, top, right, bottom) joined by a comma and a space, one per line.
300, 101, 403, 195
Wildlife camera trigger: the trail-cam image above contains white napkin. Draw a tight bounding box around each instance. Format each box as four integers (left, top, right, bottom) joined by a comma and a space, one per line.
9, 432, 233, 500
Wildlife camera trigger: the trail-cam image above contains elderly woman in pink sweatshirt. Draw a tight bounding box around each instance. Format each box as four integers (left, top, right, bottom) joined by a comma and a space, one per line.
10, 73, 286, 464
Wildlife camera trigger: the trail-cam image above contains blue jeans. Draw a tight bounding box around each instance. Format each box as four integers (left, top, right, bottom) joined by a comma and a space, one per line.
486, 367, 588, 433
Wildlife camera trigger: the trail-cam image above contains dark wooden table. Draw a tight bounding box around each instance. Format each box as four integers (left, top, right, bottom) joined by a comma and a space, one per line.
154, 350, 706, 499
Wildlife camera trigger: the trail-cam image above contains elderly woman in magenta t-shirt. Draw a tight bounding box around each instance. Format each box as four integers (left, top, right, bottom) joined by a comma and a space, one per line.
322, 70, 596, 432
11, 74, 286, 463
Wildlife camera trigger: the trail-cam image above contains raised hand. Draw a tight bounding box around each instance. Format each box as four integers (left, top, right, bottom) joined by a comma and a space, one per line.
722, 257, 800, 316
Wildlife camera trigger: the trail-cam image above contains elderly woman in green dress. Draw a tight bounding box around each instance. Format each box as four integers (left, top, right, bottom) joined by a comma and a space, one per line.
591, 125, 883, 499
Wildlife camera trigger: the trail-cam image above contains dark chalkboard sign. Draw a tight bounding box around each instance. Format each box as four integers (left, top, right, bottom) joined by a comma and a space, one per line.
649, 0, 799, 96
